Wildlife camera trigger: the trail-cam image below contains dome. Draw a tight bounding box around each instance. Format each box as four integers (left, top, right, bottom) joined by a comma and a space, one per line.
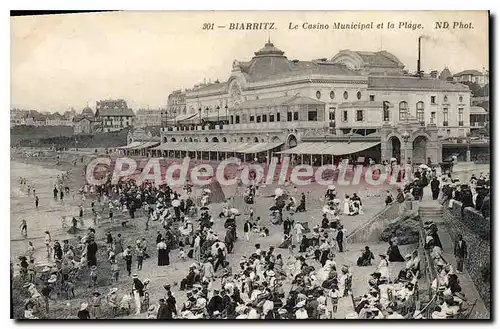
82, 106, 94, 117
439, 67, 453, 81
245, 41, 292, 81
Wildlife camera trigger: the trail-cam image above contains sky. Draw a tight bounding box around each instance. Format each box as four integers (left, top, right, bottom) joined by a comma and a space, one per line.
11, 11, 489, 113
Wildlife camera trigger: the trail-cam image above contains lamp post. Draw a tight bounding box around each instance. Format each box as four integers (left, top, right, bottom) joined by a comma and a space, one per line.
402, 130, 410, 165
173, 109, 177, 127
225, 104, 228, 124
198, 107, 202, 125
466, 133, 471, 162
205, 107, 209, 121
216, 105, 220, 123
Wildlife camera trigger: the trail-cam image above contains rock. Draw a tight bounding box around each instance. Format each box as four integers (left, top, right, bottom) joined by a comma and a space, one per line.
380, 214, 421, 245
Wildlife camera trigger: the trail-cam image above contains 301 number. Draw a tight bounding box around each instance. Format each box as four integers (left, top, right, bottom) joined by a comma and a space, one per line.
202, 23, 214, 30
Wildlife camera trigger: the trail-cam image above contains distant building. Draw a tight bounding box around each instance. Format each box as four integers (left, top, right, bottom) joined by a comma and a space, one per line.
470, 106, 489, 130
453, 69, 489, 87
135, 108, 162, 128
439, 67, 453, 81
165, 90, 187, 126
73, 105, 97, 134
45, 112, 73, 126
331, 50, 405, 76
94, 99, 135, 132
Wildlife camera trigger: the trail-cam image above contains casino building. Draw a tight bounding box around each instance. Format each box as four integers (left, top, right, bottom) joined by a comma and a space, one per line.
125, 40, 472, 165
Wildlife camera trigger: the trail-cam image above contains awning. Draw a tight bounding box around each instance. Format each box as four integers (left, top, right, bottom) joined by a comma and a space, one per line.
240, 142, 284, 154
175, 113, 198, 123
278, 141, 381, 155
130, 141, 160, 150
116, 141, 142, 150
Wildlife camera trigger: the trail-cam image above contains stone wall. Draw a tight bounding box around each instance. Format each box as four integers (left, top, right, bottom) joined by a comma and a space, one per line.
448, 199, 490, 240
347, 202, 400, 244
443, 208, 491, 312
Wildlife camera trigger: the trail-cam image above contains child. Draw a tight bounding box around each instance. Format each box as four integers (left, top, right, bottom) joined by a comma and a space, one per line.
124, 246, 133, 276
147, 305, 156, 319
178, 247, 186, 262
63, 280, 75, 300
88, 265, 98, 288
110, 257, 119, 283
136, 248, 144, 271
91, 291, 102, 319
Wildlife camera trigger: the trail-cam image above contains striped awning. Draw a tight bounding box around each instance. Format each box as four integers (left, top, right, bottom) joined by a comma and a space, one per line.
278, 141, 381, 155
129, 141, 160, 150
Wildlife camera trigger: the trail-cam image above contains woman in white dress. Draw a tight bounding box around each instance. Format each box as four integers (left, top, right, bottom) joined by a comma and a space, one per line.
343, 195, 350, 215
376, 254, 390, 279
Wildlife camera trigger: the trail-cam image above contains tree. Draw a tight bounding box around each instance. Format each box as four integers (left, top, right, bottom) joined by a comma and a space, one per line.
461, 81, 482, 97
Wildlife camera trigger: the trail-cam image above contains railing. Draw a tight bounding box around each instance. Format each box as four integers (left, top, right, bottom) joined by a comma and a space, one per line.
225, 121, 327, 131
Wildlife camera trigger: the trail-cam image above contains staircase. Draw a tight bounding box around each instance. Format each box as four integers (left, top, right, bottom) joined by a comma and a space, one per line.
418, 203, 444, 223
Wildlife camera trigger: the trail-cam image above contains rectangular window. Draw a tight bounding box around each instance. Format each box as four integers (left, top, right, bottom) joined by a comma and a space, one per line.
277, 113, 281, 122
369, 95, 375, 101
287, 112, 292, 121
446, 129, 451, 136
431, 96, 436, 104
262, 114, 267, 122
293, 112, 299, 121
458, 108, 464, 122
256, 116, 261, 123
235, 115, 240, 124
417, 109, 424, 123
431, 112, 436, 123
356, 110, 364, 121
230, 115, 234, 124
383, 109, 390, 121
269, 114, 275, 122
249, 115, 255, 122
342, 110, 348, 122
308, 111, 318, 121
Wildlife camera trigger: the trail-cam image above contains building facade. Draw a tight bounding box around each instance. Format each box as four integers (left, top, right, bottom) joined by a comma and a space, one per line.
157, 41, 473, 163
135, 108, 162, 128
453, 69, 489, 87
95, 99, 135, 133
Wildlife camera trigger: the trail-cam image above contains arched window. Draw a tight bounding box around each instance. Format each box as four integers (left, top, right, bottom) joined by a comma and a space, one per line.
416, 101, 425, 123
399, 101, 408, 120
343, 91, 349, 100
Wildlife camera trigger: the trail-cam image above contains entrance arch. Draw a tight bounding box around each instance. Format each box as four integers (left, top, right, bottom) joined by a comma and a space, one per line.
188, 137, 193, 142
286, 134, 298, 148
253, 137, 259, 143
388, 136, 401, 161
240, 137, 244, 142
270, 136, 281, 142
162, 136, 167, 143
171, 137, 176, 142
222, 137, 227, 142
212, 137, 219, 142
412, 135, 428, 165
204, 137, 209, 142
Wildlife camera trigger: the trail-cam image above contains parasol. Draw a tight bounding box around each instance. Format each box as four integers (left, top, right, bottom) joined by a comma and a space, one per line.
274, 188, 284, 196
203, 189, 211, 193
327, 184, 336, 190
419, 164, 429, 169
230, 208, 240, 215
172, 199, 181, 207
200, 206, 209, 211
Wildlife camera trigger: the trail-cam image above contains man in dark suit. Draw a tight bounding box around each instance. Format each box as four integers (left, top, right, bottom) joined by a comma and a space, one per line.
454, 234, 467, 273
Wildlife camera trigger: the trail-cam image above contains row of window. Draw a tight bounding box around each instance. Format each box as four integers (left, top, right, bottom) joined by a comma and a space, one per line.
430, 95, 464, 104
230, 110, 319, 124
316, 90, 362, 100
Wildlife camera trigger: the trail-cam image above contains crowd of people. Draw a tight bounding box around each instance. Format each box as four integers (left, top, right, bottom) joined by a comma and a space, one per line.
13, 154, 489, 320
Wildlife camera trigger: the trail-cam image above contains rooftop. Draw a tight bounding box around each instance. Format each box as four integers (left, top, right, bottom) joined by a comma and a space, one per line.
368, 76, 471, 92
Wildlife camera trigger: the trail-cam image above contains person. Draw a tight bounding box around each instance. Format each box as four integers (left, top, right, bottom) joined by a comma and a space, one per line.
387, 240, 405, 262
77, 303, 91, 319
384, 191, 393, 206
124, 246, 133, 276
20, 219, 28, 237
244, 219, 252, 242
132, 274, 144, 315
454, 234, 467, 274
357, 246, 375, 266
157, 298, 171, 319
157, 238, 170, 266
44, 231, 51, 258
336, 226, 344, 252
35, 196, 39, 209
376, 254, 390, 279
431, 176, 440, 200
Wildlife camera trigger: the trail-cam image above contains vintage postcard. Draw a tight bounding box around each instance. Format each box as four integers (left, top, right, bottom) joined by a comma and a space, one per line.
10, 11, 490, 320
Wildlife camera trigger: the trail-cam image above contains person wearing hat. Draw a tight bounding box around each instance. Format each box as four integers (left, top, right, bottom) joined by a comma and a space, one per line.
91, 291, 102, 319
107, 288, 119, 317
207, 289, 223, 316
357, 246, 375, 267
88, 265, 98, 288
77, 302, 91, 319
132, 274, 144, 315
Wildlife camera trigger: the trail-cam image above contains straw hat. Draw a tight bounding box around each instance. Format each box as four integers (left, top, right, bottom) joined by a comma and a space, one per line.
47, 274, 57, 283
90, 265, 97, 271
41, 266, 51, 273
278, 308, 287, 315
109, 288, 118, 294
132, 273, 139, 278
80, 302, 88, 311
148, 305, 156, 312
143, 278, 150, 284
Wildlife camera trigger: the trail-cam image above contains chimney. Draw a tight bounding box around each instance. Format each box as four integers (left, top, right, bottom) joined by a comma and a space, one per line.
430, 70, 438, 79
417, 37, 421, 73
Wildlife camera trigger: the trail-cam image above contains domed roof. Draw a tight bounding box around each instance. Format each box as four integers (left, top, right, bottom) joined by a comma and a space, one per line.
244, 41, 292, 81
82, 106, 94, 117
254, 42, 285, 57
439, 67, 453, 81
